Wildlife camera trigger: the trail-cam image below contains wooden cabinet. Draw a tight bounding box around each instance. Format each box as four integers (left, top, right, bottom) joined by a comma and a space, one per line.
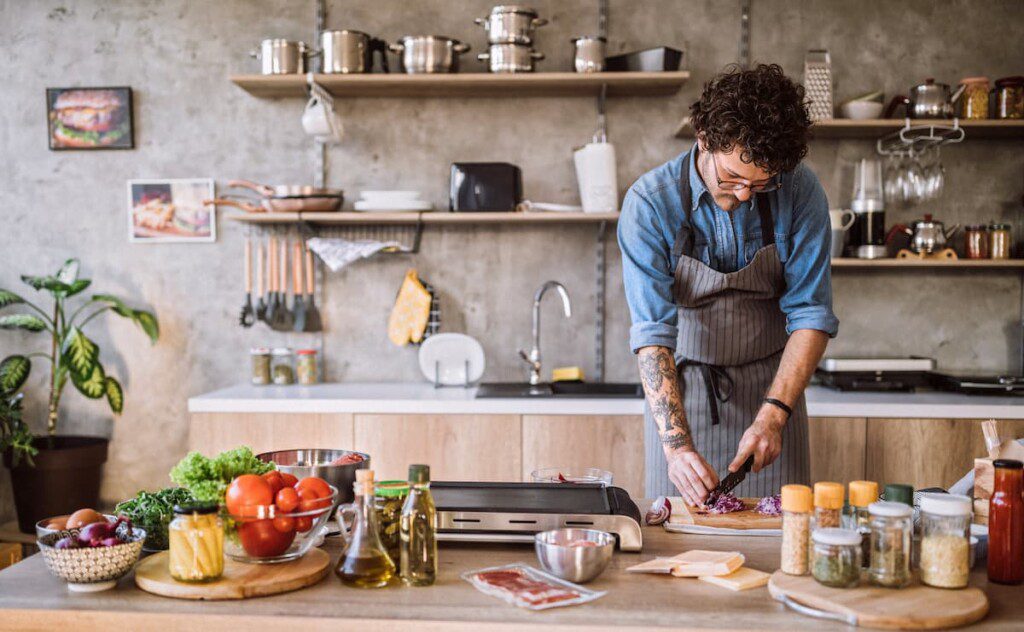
808, 417, 866, 485
189, 413, 354, 455
521, 415, 645, 499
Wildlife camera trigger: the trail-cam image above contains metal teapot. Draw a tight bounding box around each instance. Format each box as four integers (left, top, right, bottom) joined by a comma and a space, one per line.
884, 79, 967, 119
892, 214, 960, 254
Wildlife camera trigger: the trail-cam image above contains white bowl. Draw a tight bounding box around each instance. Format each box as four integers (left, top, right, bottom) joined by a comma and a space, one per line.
360, 190, 422, 203
841, 101, 884, 120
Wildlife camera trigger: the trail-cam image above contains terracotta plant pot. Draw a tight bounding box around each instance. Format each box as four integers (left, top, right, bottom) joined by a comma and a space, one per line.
3, 435, 108, 533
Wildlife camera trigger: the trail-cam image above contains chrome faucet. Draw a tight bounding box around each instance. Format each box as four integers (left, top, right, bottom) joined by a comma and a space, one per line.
518, 281, 572, 386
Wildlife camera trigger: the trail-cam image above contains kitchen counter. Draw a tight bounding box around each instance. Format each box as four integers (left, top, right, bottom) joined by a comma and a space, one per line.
188, 383, 1024, 419
1, 524, 1019, 631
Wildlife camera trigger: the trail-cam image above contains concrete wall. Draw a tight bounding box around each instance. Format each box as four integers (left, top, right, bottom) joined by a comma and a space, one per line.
1, 0, 1022, 518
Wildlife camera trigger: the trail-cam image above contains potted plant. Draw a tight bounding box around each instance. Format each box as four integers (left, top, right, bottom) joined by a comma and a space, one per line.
1, 259, 158, 532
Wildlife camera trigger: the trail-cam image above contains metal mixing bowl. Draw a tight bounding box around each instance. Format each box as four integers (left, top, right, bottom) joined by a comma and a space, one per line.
256, 449, 370, 506
534, 528, 615, 583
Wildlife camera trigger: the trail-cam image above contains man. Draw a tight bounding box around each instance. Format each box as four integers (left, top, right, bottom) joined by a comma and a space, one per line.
618, 64, 837, 506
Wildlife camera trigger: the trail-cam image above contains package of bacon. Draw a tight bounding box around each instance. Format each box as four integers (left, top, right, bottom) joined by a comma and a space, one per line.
462, 564, 607, 611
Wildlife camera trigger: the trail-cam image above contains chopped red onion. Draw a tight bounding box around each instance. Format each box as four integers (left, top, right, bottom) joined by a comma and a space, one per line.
645, 496, 671, 525
705, 492, 745, 514
755, 494, 782, 516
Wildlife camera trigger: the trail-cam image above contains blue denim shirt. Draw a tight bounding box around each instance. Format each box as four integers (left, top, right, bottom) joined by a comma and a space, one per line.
618, 149, 838, 353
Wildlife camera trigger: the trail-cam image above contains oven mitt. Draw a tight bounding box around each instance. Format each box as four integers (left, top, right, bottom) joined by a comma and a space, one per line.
388, 269, 432, 346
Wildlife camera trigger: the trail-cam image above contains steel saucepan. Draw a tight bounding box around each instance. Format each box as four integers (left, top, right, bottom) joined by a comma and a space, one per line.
478, 43, 545, 73
475, 6, 548, 45
321, 30, 389, 74
205, 195, 343, 213
390, 36, 471, 74
250, 39, 313, 75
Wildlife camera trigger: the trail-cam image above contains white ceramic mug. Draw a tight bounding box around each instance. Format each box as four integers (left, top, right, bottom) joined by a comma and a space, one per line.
830, 209, 855, 231
301, 96, 344, 143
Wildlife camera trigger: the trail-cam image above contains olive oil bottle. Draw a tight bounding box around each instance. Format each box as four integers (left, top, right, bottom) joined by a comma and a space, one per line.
335, 469, 395, 588
400, 464, 438, 586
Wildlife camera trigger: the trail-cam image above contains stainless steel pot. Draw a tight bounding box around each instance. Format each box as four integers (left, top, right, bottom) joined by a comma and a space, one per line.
572, 36, 606, 73
478, 43, 545, 73
892, 214, 961, 253
885, 78, 968, 119
321, 30, 389, 74
257, 449, 370, 507
390, 36, 470, 74
251, 39, 311, 75
475, 5, 548, 45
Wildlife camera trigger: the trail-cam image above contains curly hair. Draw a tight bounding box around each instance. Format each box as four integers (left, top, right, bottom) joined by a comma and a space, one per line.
690, 64, 811, 174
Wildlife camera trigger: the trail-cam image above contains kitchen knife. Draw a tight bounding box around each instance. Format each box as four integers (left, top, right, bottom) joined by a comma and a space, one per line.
705, 455, 754, 506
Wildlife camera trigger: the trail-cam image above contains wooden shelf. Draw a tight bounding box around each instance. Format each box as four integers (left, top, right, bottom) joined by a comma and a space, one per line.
231, 71, 689, 99
226, 211, 620, 225
832, 257, 1024, 269
675, 117, 1024, 139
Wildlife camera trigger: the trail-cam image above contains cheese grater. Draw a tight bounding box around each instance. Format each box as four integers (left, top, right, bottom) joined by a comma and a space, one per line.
803, 49, 834, 121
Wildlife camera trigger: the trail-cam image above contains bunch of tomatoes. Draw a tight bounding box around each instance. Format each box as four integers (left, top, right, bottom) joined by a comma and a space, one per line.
225, 471, 334, 558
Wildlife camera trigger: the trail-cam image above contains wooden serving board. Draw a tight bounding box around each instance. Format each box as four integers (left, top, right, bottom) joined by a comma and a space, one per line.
668, 497, 782, 530
135, 548, 330, 600
768, 570, 988, 630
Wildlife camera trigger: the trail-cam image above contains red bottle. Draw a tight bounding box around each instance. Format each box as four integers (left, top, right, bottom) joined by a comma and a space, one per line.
988, 459, 1024, 585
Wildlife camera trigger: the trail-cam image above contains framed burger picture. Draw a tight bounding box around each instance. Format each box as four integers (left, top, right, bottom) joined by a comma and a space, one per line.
127, 179, 216, 243
47, 86, 134, 150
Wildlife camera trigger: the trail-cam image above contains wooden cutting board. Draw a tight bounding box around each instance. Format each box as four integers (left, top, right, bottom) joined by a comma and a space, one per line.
768, 570, 989, 630
668, 497, 782, 530
135, 548, 331, 600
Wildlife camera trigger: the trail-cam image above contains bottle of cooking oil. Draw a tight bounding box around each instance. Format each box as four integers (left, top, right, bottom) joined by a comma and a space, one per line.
400, 463, 438, 586
334, 469, 395, 588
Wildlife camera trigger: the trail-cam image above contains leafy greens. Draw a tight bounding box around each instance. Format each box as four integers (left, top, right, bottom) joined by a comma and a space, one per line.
169, 446, 274, 504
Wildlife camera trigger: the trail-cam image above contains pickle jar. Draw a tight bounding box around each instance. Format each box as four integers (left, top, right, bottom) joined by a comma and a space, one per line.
270, 347, 295, 385
989, 223, 1012, 259
958, 77, 989, 120
995, 76, 1024, 119
250, 347, 271, 385
168, 503, 224, 583
919, 493, 972, 589
964, 225, 990, 259
868, 501, 913, 588
811, 528, 862, 588
296, 349, 318, 385
374, 480, 409, 563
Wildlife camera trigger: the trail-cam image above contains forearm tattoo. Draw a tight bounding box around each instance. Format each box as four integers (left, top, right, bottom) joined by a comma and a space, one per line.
638, 347, 693, 450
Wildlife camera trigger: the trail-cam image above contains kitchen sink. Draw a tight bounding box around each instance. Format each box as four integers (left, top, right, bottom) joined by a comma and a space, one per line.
475, 382, 643, 399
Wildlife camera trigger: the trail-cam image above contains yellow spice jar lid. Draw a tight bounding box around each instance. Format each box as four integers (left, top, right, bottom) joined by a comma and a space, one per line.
848, 480, 879, 507
781, 484, 813, 513
814, 482, 845, 509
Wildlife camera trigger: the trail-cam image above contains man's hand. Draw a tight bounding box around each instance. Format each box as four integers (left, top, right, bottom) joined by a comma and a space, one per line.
729, 405, 786, 474
665, 446, 719, 507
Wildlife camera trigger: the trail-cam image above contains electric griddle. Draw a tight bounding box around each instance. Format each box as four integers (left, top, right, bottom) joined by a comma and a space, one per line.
431, 481, 643, 551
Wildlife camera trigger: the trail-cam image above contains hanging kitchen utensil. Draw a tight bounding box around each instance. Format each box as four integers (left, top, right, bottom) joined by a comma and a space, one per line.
271, 237, 294, 331
302, 244, 323, 332
239, 238, 256, 327
291, 240, 308, 332
387, 269, 432, 346
265, 235, 279, 325
255, 239, 267, 323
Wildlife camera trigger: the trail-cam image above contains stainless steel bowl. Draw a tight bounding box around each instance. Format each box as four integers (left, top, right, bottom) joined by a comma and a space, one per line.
534, 528, 614, 583
257, 449, 370, 506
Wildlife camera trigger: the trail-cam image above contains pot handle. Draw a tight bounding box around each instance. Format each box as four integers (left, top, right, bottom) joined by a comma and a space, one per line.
885, 224, 912, 244
883, 95, 909, 119
945, 223, 961, 239
474, 17, 488, 27
532, 18, 549, 27
249, 48, 260, 59
531, 51, 546, 60
453, 42, 471, 54
227, 179, 276, 197
370, 38, 390, 73
203, 198, 264, 214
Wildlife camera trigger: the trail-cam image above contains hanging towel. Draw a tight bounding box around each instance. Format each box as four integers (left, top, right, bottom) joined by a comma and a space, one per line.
307, 237, 403, 272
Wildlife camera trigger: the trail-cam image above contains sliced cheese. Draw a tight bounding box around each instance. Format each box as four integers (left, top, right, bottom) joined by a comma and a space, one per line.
669, 550, 745, 577
625, 557, 679, 574
387, 269, 432, 346
698, 567, 770, 591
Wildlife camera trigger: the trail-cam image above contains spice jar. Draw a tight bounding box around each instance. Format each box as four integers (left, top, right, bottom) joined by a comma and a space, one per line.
964, 225, 990, 259
868, 501, 913, 588
296, 349, 318, 385
811, 528, 862, 588
958, 77, 990, 119
848, 481, 878, 567
919, 493, 972, 589
374, 480, 409, 564
168, 503, 224, 583
813, 482, 844, 530
781, 484, 813, 575
270, 348, 295, 385
995, 76, 1024, 119
989, 223, 1012, 259
988, 459, 1024, 585
250, 347, 271, 385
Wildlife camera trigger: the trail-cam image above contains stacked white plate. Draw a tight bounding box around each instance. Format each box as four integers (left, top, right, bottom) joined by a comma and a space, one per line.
354, 190, 433, 212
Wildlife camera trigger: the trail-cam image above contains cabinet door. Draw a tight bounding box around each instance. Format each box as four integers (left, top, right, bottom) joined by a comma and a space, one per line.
808, 417, 867, 485
189, 413, 355, 455
865, 418, 973, 490
353, 414, 521, 482
521, 415, 644, 499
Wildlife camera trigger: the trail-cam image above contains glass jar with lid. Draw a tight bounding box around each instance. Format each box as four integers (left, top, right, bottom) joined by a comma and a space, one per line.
781, 484, 813, 575
270, 348, 295, 385
995, 76, 1024, 119
250, 347, 271, 385
374, 480, 410, 564
918, 493, 972, 589
848, 481, 878, 567
296, 349, 318, 385
813, 482, 844, 530
988, 223, 1012, 259
168, 503, 224, 582
868, 500, 913, 588
964, 225, 990, 259
811, 528, 862, 588
958, 77, 989, 119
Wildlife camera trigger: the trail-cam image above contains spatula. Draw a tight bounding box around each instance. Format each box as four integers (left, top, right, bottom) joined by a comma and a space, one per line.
302, 244, 323, 332
255, 240, 267, 323
291, 240, 307, 332
239, 238, 255, 328
264, 235, 278, 325
271, 237, 294, 331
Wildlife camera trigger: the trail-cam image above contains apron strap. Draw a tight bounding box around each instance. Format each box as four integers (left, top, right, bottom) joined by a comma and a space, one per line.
756, 191, 774, 247
671, 151, 696, 260
677, 359, 734, 426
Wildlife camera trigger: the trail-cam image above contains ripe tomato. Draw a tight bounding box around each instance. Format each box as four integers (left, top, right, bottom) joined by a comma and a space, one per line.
298, 486, 331, 514
262, 471, 285, 495
296, 476, 331, 499
272, 515, 295, 534
226, 474, 274, 517
280, 472, 299, 487
275, 487, 300, 513
238, 518, 295, 557
294, 516, 313, 533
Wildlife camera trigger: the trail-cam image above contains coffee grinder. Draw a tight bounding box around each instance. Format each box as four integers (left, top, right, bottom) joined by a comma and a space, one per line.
849, 158, 888, 258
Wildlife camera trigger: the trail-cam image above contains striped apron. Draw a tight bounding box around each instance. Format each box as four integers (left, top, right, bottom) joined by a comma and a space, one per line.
644, 152, 810, 498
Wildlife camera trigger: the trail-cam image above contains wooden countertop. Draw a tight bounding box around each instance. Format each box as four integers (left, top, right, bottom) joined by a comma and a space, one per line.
1, 526, 1020, 631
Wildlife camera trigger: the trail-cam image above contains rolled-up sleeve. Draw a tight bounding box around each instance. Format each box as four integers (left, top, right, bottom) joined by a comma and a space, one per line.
617, 187, 679, 352
780, 167, 840, 337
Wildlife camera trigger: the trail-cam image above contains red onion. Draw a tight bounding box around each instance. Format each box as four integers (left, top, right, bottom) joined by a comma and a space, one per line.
645, 496, 671, 525
54, 536, 79, 550
755, 494, 782, 516
705, 492, 744, 514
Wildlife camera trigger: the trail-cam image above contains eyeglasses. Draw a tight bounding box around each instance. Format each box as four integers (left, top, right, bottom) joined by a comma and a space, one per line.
709, 152, 782, 193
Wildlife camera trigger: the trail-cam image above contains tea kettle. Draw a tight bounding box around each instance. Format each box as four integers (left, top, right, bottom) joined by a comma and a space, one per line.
889, 214, 960, 254
884, 79, 967, 119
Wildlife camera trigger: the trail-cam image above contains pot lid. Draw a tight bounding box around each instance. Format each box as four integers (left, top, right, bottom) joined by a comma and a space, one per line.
399, 35, 461, 43
995, 75, 1024, 87
958, 76, 989, 84
491, 5, 539, 15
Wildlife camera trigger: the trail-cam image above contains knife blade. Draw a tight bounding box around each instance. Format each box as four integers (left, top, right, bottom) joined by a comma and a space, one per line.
705, 455, 754, 506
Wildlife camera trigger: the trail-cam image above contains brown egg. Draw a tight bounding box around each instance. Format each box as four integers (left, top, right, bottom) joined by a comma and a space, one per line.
66, 508, 105, 529
45, 516, 68, 530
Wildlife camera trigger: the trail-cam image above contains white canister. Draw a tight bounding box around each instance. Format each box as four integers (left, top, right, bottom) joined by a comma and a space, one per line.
573, 141, 618, 213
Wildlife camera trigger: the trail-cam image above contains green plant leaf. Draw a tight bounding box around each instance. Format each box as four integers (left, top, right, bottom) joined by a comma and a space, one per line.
104, 376, 124, 414
134, 310, 159, 343
21, 275, 71, 295
0, 314, 47, 332
65, 279, 92, 297
71, 363, 105, 399
91, 294, 134, 318
56, 259, 80, 284
0, 289, 25, 310
62, 326, 100, 378
0, 356, 31, 394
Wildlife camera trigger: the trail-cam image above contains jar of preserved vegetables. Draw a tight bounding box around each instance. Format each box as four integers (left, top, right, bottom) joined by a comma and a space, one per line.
958, 77, 989, 119
964, 225, 990, 259
811, 528, 862, 588
296, 349, 318, 385
374, 480, 409, 564
169, 503, 223, 583
995, 76, 1024, 119
868, 501, 913, 588
989, 223, 1012, 259
271, 348, 295, 385
250, 347, 271, 385
919, 493, 972, 589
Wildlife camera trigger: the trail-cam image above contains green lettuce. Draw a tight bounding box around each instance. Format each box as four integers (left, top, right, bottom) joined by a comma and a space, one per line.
169, 446, 274, 504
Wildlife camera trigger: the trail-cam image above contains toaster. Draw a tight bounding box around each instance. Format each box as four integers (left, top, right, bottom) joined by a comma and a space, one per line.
449, 162, 522, 212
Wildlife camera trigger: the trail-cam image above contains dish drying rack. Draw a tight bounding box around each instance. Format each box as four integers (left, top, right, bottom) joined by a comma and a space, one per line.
876, 118, 966, 157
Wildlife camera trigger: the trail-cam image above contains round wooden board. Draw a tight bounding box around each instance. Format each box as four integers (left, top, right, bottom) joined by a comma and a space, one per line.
135, 548, 331, 600
768, 570, 989, 630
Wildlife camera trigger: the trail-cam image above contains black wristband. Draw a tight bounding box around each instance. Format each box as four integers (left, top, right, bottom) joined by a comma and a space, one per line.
763, 397, 793, 419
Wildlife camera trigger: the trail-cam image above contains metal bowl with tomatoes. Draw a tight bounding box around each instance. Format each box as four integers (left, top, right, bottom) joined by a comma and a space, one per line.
224, 471, 337, 564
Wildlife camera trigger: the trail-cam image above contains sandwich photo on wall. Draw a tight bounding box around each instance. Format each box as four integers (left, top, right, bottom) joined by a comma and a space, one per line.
127, 179, 216, 243
46, 87, 134, 150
